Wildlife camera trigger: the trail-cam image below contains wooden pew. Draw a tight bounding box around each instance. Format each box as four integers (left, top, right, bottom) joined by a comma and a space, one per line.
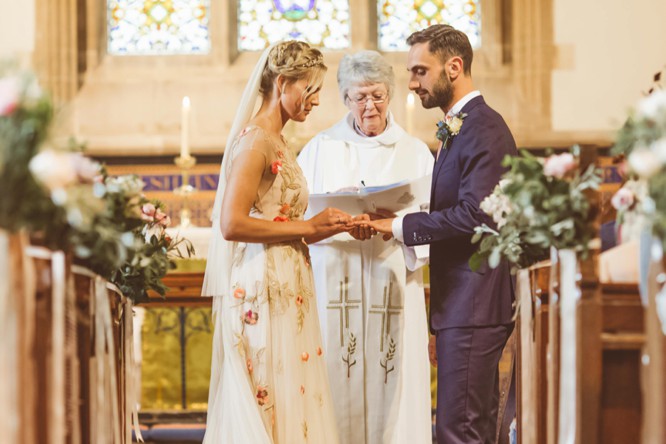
642, 256, 666, 443
516, 254, 644, 444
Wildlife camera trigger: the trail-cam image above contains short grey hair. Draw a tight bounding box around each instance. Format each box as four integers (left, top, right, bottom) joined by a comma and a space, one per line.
337, 50, 395, 103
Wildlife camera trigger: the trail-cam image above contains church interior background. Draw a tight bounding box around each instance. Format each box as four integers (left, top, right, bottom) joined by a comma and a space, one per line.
1, 0, 666, 443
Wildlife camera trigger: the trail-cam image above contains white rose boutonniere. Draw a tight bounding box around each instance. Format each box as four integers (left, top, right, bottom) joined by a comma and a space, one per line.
436, 112, 467, 148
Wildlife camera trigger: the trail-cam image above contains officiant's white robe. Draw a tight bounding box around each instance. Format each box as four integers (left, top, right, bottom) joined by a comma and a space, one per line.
297, 113, 433, 444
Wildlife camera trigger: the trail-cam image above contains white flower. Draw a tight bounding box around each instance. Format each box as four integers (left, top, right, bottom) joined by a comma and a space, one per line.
543, 153, 576, 178
651, 138, 666, 163
0, 76, 21, 116
29, 149, 77, 191
629, 148, 662, 178
636, 90, 666, 120
479, 184, 512, 229
498, 178, 512, 191
448, 116, 464, 135
611, 187, 635, 211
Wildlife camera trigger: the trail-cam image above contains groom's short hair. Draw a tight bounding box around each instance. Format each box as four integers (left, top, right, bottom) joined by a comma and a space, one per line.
406, 24, 473, 75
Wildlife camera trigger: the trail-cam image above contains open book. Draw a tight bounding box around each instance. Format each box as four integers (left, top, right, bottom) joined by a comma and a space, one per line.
307, 174, 432, 216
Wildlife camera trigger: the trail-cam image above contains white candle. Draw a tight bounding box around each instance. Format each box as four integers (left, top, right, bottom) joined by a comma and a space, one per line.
181, 96, 191, 158
406, 93, 415, 134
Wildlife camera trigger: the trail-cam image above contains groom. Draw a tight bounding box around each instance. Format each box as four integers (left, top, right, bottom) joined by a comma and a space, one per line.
365, 24, 517, 443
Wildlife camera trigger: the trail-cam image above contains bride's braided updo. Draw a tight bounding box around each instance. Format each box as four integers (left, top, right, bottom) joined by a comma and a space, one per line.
259, 41, 327, 98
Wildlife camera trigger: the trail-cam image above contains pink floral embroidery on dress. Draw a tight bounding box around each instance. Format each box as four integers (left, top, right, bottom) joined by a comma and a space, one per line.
301, 352, 309, 362
271, 160, 283, 174
316, 346, 323, 356
295, 295, 303, 306
233, 287, 246, 299
246, 358, 254, 374
280, 203, 290, 214
244, 310, 259, 325
256, 386, 269, 406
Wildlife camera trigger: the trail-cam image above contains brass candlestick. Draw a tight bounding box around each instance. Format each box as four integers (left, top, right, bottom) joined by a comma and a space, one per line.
174, 155, 197, 228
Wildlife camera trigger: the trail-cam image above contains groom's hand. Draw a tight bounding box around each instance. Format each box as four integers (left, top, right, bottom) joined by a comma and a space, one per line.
358, 218, 394, 241
349, 214, 376, 240
429, 335, 437, 367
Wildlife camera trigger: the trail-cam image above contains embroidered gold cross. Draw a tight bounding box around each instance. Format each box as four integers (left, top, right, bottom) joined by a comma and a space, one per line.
327, 276, 361, 346
369, 281, 403, 352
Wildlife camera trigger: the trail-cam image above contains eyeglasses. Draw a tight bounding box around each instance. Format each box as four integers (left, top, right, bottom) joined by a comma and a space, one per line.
346, 93, 388, 107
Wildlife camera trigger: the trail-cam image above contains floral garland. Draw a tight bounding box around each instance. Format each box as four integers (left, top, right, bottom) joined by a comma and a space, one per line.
610, 66, 666, 248
0, 67, 194, 303
471, 149, 602, 271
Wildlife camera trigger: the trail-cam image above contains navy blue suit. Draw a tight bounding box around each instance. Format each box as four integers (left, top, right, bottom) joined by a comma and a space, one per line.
403, 96, 517, 443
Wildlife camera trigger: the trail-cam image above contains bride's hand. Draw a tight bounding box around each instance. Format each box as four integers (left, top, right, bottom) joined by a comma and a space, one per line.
308, 207, 354, 237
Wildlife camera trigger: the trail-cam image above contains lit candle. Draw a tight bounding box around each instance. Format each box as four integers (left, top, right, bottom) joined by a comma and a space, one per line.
406, 92, 415, 134
181, 96, 191, 159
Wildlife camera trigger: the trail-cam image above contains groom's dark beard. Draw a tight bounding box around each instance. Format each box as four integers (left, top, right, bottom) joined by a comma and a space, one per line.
421, 74, 454, 110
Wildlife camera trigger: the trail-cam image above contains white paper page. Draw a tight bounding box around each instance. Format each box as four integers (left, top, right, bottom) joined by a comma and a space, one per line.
307, 174, 432, 216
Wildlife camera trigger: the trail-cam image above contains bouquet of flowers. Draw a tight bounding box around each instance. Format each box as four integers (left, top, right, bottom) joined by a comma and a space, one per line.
471, 149, 602, 271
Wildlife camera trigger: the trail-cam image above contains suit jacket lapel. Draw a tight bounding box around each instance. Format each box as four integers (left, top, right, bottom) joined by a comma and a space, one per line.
430, 95, 486, 205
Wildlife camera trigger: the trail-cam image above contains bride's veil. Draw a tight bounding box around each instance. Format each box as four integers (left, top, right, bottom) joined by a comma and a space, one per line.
202, 44, 275, 298
201, 45, 276, 444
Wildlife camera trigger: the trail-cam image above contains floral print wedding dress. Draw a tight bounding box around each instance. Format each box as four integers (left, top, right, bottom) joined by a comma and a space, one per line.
203, 126, 339, 444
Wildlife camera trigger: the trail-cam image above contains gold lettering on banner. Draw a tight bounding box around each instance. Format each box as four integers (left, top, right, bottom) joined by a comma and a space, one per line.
326, 277, 361, 346
369, 281, 403, 352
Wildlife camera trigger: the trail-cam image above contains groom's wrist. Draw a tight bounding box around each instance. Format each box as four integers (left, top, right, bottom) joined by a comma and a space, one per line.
391, 216, 405, 242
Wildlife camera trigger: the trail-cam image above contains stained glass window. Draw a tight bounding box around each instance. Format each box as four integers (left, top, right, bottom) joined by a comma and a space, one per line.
108, 0, 211, 55
238, 0, 351, 51
378, 0, 481, 52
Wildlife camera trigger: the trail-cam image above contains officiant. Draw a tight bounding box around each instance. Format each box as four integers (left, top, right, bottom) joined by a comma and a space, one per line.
297, 50, 434, 444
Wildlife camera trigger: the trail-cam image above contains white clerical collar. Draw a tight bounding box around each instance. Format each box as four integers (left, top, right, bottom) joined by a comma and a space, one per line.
447, 90, 481, 118
333, 111, 403, 146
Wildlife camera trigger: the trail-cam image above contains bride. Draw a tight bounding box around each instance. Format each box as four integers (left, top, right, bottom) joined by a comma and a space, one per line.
202, 41, 352, 443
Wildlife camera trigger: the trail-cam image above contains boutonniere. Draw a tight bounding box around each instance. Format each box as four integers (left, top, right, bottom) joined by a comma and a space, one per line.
436, 112, 467, 148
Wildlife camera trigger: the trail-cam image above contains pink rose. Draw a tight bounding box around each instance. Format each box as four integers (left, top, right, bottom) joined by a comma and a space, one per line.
273, 215, 289, 222
543, 153, 576, 179
71, 153, 100, 183
0, 76, 21, 116
159, 215, 171, 227
543, 153, 576, 178
154, 208, 167, 221
141, 203, 156, 221
611, 187, 635, 211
